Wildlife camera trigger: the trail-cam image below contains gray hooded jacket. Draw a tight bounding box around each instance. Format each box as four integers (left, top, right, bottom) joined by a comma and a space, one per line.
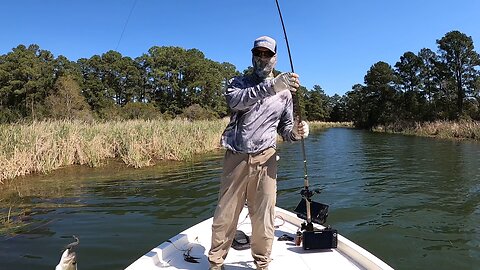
220, 73, 297, 154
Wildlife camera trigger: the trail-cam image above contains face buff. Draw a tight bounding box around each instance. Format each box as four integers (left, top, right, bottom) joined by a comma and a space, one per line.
252, 54, 277, 79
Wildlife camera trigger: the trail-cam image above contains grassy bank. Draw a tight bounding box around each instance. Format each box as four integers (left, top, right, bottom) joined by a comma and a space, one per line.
0, 119, 227, 182
374, 120, 480, 140
309, 121, 353, 131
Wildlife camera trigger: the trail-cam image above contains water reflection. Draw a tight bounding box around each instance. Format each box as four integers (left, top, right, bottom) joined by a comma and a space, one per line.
276, 128, 480, 270
1, 129, 479, 270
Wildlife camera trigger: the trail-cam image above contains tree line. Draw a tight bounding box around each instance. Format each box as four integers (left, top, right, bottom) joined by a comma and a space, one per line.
0, 45, 239, 122
0, 30, 479, 127
336, 30, 480, 128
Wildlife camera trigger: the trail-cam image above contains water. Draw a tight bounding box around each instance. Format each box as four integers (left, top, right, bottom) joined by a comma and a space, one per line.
1, 128, 479, 270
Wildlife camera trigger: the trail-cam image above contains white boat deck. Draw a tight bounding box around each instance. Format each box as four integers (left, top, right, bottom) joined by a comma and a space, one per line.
126, 206, 394, 270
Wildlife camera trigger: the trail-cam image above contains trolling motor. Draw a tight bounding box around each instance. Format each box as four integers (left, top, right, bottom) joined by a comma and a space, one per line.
291, 163, 337, 250
295, 188, 328, 229
293, 188, 337, 250
275, 0, 337, 250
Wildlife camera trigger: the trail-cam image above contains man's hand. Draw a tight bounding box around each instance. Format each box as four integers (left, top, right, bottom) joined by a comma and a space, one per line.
292, 120, 309, 140
272, 72, 300, 93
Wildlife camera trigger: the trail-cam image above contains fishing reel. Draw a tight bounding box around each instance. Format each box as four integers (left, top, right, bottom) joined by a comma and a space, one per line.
300, 187, 321, 198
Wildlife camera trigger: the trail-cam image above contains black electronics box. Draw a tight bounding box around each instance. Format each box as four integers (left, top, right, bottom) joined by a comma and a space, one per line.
302, 228, 338, 250
294, 198, 329, 225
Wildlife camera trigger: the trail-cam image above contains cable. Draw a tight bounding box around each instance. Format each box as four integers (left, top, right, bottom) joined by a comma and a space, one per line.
237, 213, 250, 228
274, 215, 285, 228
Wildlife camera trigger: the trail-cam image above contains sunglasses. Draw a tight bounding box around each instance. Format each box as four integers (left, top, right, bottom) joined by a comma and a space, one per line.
253, 50, 275, 58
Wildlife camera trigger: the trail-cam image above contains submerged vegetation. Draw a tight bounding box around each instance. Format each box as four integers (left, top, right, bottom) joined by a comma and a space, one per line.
0, 119, 226, 182
0, 207, 29, 236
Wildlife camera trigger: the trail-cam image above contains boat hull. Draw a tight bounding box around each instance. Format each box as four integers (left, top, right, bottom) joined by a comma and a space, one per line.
125, 206, 393, 269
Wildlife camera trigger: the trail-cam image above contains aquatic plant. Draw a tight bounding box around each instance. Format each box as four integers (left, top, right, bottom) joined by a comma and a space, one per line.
0, 206, 30, 236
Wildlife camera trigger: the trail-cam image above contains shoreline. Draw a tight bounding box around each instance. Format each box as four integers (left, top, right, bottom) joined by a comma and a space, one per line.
0, 119, 227, 183
4, 119, 476, 183
372, 120, 480, 142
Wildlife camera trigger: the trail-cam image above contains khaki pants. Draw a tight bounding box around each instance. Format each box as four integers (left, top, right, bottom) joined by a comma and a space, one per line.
208, 148, 277, 269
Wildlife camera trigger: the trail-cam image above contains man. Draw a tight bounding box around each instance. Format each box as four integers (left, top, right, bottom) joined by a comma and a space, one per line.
208, 36, 309, 270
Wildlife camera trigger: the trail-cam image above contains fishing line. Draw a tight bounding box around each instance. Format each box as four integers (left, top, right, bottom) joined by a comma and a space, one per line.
115, 0, 138, 51
274, 0, 313, 226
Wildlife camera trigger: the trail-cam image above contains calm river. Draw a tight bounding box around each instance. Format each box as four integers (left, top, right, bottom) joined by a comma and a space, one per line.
1, 128, 479, 270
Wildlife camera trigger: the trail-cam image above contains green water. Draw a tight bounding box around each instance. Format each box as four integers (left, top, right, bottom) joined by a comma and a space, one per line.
1, 128, 479, 270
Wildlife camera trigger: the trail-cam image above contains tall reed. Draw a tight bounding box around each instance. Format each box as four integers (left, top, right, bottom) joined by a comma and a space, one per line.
374, 120, 480, 140
410, 120, 480, 140
0, 119, 227, 182
309, 121, 353, 131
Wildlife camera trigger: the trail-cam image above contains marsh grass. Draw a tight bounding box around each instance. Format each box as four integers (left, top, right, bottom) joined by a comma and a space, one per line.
374, 120, 480, 140
0, 119, 227, 182
309, 121, 353, 131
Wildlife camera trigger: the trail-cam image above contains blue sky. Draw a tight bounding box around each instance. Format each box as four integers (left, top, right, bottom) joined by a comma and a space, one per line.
1, 0, 479, 96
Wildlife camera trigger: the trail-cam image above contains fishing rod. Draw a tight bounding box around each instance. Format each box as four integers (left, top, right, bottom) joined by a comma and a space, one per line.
274, 0, 337, 250
274, 0, 314, 231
